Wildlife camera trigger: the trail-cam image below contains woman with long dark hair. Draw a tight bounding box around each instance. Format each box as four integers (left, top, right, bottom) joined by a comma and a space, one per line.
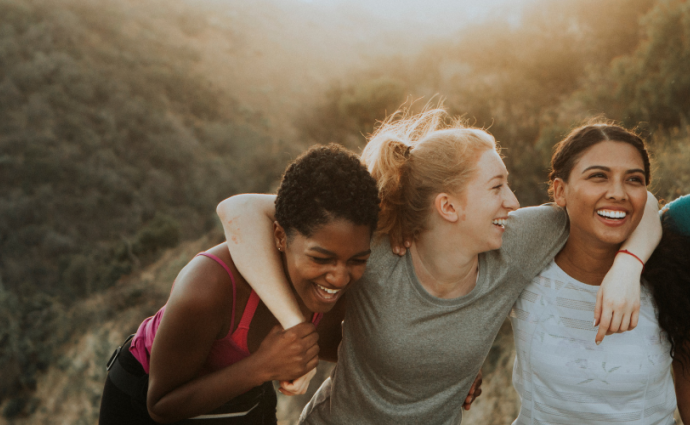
509, 124, 689, 424
645, 195, 690, 423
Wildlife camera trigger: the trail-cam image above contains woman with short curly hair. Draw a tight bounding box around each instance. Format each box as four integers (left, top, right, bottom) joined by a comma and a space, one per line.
98, 144, 380, 424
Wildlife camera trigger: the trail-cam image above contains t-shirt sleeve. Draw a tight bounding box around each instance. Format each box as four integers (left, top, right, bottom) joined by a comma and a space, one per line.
499, 203, 569, 280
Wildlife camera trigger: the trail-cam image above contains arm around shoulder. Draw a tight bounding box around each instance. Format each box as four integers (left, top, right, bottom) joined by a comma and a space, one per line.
502, 204, 569, 277
594, 191, 661, 342
217, 194, 305, 328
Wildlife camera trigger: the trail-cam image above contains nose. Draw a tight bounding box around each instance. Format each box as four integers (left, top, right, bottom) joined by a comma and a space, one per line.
607, 178, 627, 201
502, 186, 520, 211
325, 263, 350, 289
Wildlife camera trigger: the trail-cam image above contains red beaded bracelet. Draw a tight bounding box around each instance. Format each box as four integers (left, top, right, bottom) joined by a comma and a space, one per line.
617, 249, 645, 271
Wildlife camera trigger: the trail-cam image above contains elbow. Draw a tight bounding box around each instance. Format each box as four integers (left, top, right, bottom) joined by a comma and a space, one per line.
147, 403, 170, 424
147, 400, 181, 424
147, 390, 184, 424
216, 195, 244, 221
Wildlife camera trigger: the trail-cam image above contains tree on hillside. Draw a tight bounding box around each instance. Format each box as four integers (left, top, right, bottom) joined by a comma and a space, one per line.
577, 0, 690, 129
0, 0, 290, 414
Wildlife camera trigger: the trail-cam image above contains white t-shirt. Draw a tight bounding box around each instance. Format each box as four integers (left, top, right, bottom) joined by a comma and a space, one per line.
510, 260, 677, 425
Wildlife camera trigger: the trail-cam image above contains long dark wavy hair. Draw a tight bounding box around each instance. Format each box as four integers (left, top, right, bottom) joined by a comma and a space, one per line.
643, 213, 690, 374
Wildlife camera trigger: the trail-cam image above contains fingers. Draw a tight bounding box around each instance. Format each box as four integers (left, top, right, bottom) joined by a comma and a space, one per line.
303, 330, 320, 348
390, 235, 413, 256
463, 370, 483, 410
463, 388, 482, 410
617, 311, 631, 333
595, 306, 611, 345
288, 322, 318, 339
392, 244, 406, 256
296, 372, 312, 393
596, 304, 637, 343
278, 382, 299, 396
260, 323, 319, 381
593, 287, 603, 327
287, 369, 316, 395
305, 352, 319, 372
280, 376, 308, 395
630, 309, 639, 330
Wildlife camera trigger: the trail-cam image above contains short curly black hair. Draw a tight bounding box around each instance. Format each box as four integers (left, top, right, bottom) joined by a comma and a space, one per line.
275, 144, 380, 239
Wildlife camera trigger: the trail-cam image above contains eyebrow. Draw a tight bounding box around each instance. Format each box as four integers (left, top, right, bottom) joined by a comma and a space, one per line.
487, 173, 506, 183
309, 247, 372, 257
582, 165, 646, 174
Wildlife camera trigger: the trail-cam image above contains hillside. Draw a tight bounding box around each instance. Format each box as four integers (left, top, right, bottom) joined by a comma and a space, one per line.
2, 0, 690, 422
0, 231, 222, 423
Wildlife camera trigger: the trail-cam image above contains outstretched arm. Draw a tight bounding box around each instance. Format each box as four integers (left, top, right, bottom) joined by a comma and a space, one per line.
216, 194, 304, 328
594, 191, 661, 343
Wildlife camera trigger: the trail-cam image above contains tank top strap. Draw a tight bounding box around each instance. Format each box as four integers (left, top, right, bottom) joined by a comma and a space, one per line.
311, 312, 324, 327
228, 290, 261, 354
195, 252, 238, 331
237, 290, 261, 330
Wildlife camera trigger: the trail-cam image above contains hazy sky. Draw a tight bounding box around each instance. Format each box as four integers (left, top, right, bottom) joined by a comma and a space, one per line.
295, 0, 526, 34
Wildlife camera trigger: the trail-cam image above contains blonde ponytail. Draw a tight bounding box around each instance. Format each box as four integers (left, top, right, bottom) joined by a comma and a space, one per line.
362, 107, 497, 239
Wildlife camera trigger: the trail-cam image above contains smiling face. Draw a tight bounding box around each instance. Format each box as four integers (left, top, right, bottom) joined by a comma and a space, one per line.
553, 140, 648, 248
275, 218, 372, 313
454, 149, 520, 253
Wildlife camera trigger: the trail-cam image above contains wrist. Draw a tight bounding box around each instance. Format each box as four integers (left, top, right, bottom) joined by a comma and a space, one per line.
244, 351, 277, 384
282, 315, 307, 329
613, 252, 644, 275
616, 249, 645, 272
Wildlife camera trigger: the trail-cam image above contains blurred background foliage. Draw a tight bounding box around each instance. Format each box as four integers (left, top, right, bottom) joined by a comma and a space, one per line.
0, 0, 689, 420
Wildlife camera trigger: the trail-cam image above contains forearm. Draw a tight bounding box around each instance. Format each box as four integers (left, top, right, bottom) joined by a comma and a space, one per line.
148, 355, 269, 423
217, 194, 304, 327
673, 359, 690, 424
606, 191, 661, 279
594, 192, 660, 339
619, 191, 661, 262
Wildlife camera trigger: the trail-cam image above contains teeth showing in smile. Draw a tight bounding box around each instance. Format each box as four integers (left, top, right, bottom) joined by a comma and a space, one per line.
597, 209, 627, 219
317, 284, 341, 295
492, 218, 507, 226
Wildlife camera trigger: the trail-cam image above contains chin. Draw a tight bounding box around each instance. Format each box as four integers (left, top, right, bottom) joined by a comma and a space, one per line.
488, 235, 504, 251
309, 300, 337, 314
597, 230, 632, 246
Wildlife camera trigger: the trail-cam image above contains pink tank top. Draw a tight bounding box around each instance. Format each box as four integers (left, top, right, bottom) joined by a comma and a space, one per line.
129, 252, 323, 374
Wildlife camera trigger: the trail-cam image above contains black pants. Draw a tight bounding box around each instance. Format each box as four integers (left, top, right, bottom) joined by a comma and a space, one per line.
98, 341, 277, 425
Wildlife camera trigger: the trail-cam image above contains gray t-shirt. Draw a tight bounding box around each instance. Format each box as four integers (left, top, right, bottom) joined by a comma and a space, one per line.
300, 204, 569, 425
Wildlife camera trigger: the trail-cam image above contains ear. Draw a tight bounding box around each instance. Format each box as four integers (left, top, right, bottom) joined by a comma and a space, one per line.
552, 178, 568, 208
433, 193, 460, 223
273, 221, 287, 252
